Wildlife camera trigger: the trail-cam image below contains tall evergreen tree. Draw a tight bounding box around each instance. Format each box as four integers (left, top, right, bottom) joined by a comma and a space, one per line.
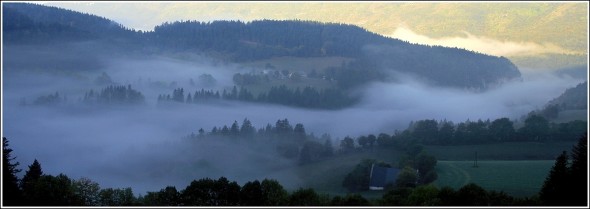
539, 151, 571, 206
3, 137, 23, 205
21, 159, 44, 200
569, 132, 588, 206
240, 118, 255, 139
240, 180, 263, 206
293, 123, 306, 141
230, 120, 240, 138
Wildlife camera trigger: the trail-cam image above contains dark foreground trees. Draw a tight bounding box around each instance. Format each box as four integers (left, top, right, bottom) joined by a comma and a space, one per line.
3, 131, 586, 206
539, 132, 588, 206
3, 137, 23, 205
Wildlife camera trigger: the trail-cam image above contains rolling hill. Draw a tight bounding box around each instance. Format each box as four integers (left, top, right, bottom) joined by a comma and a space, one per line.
4, 3, 521, 90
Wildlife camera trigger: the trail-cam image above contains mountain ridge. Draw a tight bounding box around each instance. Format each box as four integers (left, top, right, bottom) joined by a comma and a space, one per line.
3, 3, 522, 90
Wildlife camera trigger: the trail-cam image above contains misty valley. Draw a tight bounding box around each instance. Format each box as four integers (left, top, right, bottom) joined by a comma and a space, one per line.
2, 3, 588, 207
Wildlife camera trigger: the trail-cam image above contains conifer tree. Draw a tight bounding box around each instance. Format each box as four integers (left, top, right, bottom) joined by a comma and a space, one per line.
539, 151, 570, 205
569, 132, 588, 206
21, 159, 44, 204
3, 137, 23, 205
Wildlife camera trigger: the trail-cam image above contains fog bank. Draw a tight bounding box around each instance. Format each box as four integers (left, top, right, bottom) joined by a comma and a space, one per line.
2, 53, 585, 195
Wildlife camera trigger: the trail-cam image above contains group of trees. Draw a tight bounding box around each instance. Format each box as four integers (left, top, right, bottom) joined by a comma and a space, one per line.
342, 148, 438, 193
371, 115, 586, 146
158, 85, 357, 109
397, 146, 438, 186
0, 138, 371, 206
185, 118, 334, 162
539, 132, 587, 206
148, 19, 521, 90
83, 85, 145, 105
324, 58, 384, 89
232, 72, 270, 86
3, 138, 135, 206
545, 81, 587, 112
150, 19, 386, 61
6, 3, 521, 91
259, 85, 356, 109
149, 20, 520, 90
324, 114, 587, 154
4, 3, 139, 45
379, 183, 539, 206
0, 139, 528, 207
23, 92, 67, 106
143, 177, 290, 206
342, 159, 391, 192
20, 85, 145, 107
3, 129, 587, 206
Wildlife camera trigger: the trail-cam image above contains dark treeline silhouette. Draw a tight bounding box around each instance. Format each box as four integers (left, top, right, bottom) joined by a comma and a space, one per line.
3, 131, 586, 206
544, 81, 588, 113
158, 85, 357, 109
4, 3, 521, 90
3, 3, 139, 45
83, 85, 145, 105
539, 132, 588, 206
184, 118, 334, 163
342, 145, 438, 193
183, 115, 586, 166
27, 92, 67, 106
369, 115, 586, 146
149, 19, 519, 90
20, 85, 145, 107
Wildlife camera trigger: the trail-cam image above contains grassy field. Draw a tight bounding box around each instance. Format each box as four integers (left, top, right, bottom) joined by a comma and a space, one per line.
434, 160, 554, 197
272, 148, 403, 200
424, 141, 577, 161
277, 141, 576, 199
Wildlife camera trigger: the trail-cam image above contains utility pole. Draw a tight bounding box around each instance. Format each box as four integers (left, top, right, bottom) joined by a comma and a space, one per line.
473, 151, 479, 168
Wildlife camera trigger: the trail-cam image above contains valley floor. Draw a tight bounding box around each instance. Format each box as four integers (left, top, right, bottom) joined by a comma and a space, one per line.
285, 140, 577, 199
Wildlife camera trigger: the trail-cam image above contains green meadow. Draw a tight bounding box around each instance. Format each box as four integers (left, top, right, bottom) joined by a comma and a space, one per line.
434, 160, 554, 197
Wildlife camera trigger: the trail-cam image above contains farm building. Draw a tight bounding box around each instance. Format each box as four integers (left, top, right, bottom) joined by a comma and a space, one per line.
369, 164, 400, 190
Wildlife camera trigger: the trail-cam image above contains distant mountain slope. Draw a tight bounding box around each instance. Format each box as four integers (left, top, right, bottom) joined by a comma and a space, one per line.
44, 2, 587, 55
547, 81, 588, 111
3, 3, 522, 90
3, 3, 138, 44
148, 19, 521, 89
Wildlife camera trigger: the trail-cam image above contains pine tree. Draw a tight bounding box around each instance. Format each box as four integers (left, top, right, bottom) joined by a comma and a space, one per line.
569, 132, 587, 206
539, 151, 570, 206
21, 159, 44, 204
230, 120, 240, 138
293, 123, 306, 141
3, 137, 23, 205
240, 118, 255, 139
186, 93, 193, 103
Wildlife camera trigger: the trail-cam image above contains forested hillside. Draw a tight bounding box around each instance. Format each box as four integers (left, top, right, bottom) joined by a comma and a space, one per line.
44, 2, 588, 54
2, 3, 138, 44
546, 81, 588, 111
3, 3, 521, 90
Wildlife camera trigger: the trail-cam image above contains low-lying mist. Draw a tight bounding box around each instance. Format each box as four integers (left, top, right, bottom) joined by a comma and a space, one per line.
2, 49, 585, 195
389, 26, 578, 57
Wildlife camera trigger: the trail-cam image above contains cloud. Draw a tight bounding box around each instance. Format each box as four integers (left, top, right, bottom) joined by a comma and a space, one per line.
389, 27, 577, 57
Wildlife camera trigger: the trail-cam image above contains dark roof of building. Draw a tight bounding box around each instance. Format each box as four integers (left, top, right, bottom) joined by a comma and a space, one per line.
369, 164, 400, 188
